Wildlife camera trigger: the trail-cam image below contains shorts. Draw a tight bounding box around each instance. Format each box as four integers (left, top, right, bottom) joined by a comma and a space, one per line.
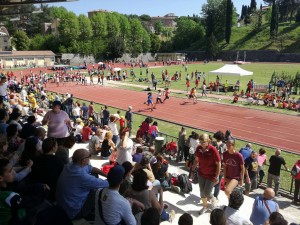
147, 100, 152, 104
189, 94, 194, 99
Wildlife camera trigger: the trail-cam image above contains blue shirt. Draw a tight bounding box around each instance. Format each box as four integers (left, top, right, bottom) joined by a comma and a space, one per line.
56, 163, 109, 219
98, 188, 136, 225
0, 120, 8, 135
250, 196, 279, 225
239, 147, 252, 160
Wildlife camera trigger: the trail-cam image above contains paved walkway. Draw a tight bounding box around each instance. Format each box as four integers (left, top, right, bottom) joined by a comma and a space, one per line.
70, 143, 299, 225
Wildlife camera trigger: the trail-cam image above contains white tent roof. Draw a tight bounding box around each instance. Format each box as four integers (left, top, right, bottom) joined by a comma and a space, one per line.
209, 64, 253, 76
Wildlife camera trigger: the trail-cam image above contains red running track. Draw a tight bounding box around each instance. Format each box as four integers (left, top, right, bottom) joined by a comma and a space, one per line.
47, 83, 300, 154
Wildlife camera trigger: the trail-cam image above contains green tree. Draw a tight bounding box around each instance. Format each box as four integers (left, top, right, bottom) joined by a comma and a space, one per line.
250, 0, 257, 12
225, 0, 233, 44
57, 11, 79, 52
270, 0, 279, 38
116, 14, 131, 51
30, 34, 45, 50
202, 0, 227, 41
154, 20, 163, 35
12, 30, 30, 50
173, 17, 204, 50
295, 7, 300, 22
77, 14, 92, 56
128, 18, 145, 57
106, 13, 121, 38
90, 13, 107, 59
150, 33, 161, 53
206, 33, 220, 60
139, 14, 151, 22
141, 29, 151, 53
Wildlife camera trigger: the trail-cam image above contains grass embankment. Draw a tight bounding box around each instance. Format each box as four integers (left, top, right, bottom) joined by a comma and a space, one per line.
224, 22, 300, 52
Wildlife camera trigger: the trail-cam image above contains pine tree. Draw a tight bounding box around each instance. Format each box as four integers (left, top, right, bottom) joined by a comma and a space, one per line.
225, 0, 233, 44
270, 0, 279, 38
250, 0, 257, 12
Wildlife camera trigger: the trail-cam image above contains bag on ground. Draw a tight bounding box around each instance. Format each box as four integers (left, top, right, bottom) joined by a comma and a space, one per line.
177, 174, 192, 193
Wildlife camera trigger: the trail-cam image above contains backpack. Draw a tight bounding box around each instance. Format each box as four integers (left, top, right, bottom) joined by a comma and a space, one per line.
177, 174, 192, 194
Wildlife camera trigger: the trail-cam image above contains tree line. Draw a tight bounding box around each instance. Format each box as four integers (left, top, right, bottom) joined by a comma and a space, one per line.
3, 0, 300, 60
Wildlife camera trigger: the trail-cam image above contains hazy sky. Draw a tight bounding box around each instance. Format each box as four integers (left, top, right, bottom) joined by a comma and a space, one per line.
48, 0, 265, 17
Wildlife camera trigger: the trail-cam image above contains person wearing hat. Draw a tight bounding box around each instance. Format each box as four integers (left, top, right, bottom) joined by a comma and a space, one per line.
96, 165, 137, 225
74, 117, 83, 143
244, 151, 259, 196
223, 138, 245, 198
42, 100, 73, 144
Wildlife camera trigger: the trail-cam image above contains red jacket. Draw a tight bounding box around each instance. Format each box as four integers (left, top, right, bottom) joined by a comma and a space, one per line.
293, 160, 300, 180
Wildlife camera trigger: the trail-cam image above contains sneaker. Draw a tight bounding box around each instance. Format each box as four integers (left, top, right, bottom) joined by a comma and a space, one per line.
210, 196, 217, 209
199, 207, 209, 215
169, 210, 176, 223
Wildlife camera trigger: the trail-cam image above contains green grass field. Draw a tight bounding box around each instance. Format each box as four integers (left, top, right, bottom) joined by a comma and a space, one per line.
119, 62, 300, 94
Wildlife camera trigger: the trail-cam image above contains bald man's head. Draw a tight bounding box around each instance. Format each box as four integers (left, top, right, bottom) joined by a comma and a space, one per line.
264, 188, 275, 199
72, 149, 90, 164
275, 149, 281, 156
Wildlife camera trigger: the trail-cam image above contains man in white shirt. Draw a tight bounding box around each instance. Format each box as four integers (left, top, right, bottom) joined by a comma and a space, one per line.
117, 129, 133, 165
223, 190, 252, 225
0, 76, 8, 101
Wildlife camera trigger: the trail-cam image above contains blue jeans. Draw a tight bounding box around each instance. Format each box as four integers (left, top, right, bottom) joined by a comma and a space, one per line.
214, 174, 223, 199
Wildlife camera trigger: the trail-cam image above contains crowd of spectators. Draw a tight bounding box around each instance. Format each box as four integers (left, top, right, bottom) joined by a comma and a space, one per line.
0, 70, 298, 225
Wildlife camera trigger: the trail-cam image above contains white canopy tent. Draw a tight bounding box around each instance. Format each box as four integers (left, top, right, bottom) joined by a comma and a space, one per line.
209, 64, 253, 77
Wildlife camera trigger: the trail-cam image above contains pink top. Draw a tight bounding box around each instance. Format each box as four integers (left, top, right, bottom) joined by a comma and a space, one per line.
257, 154, 267, 166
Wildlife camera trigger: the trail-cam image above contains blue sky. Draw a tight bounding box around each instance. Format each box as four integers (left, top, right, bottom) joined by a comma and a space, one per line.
49, 0, 265, 17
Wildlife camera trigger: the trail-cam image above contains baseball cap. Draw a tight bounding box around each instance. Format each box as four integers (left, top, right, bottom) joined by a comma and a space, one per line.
107, 165, 125, 186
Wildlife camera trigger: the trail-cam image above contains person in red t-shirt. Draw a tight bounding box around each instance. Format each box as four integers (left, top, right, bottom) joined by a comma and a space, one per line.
223, 138, 245, 198
191, 134, 221, 215
81, 121, 93, 142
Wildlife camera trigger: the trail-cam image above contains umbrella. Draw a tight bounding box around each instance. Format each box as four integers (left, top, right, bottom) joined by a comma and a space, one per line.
113, 67, 121, 72
98, 62, 104, 65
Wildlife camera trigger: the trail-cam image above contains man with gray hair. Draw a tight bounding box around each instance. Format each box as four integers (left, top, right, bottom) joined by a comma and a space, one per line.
56, 149, 108, 220
267, 149, 289, 197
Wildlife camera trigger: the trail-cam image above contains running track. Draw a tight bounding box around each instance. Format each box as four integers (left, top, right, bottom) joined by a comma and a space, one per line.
47, 83, 300, 154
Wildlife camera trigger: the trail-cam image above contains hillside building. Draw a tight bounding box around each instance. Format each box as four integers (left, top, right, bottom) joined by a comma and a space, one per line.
0, 27, 11, 51
0, 50, 55, 69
